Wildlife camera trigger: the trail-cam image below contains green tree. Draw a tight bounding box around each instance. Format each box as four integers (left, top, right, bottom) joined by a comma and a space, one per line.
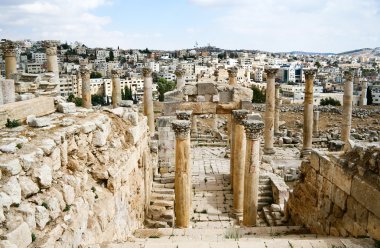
90, 71, 102, 78
122, 86, 133, 100
314, 61, 321, 68
67, 93, 82, 106
251, 85, 266, 103
157, 78, 176, 102
320, 97, 341, 106
367, 87, 373, 105
91, 94, 105, 106
109, 50, 114, 61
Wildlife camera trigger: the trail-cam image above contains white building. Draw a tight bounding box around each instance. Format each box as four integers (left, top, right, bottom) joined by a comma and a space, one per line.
27, 63, 44, 74
148, 62, 160, 73
33, 53, 47, 64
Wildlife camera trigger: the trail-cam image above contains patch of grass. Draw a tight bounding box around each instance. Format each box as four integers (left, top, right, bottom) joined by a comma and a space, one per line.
200, 209, 207, 214
224, 227, 241, 240
149, 235, 160, 238
375, 240, 380, 248
41, 202, 49, 209
91, 186, 96, 192
95, 194, 99, 199
16, 143, 23, 149
202, 193, 205, 198
63, 204, 71, 212
5, 119, 21, 128
31, 233, 36, 242
204, 178, 208, 183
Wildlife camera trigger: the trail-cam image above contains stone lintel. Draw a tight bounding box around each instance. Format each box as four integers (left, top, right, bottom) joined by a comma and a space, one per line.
242, 120, 264, 140
172, 120, 191, 139
176, 110, 192, 120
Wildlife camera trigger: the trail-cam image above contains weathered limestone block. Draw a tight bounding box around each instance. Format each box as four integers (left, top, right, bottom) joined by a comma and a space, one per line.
81, 122, 96, 134
20, 149, 43, 171
332, 185, 347, 210
57, 102, 76, 113
218, 91, 233, 103
47, 196, 61, 220
19, 176, 39, 198
0, 97, 55, 127
1, 79, 16, 104
122, 111, 138, 126
164, 89, 184, 102
35, 206, 50, 230
232, 86, 253, 102
0, 240, 18, 248
197, 82, 217, 95
346, 196, 369, 228
0, 143, 17, 154
310, 150, 321, 172
33, 164, 53, 188
4, 222, 32, 248
183, 84, 197, 95
332, 164, 353, 195
3, 177, 21, 205
39, 138, 56, 156
367, 212, 380, 240
17, 203, 36, 229
319, 154, 334, 181
0, 158, 21, 176
351, 176, 380, 217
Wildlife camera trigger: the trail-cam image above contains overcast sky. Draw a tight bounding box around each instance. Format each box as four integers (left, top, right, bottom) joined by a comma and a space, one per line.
0, 0, 379, 53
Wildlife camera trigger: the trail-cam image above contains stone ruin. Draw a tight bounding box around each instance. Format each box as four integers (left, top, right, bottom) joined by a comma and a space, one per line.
0, 62, 378, 247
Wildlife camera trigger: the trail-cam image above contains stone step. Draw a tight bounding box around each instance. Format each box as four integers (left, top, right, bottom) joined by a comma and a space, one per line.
151, 193, 175, 201
151, 200, 174, 208
152, 188, 175, 194
144, 219, 169, 228
258, 189, 273, 197
196, 142, 227, 147
258, 196, 273, 203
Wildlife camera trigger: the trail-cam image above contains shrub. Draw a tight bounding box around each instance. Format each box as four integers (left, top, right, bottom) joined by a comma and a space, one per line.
251, 85, 266, 103
5, 119, 20, 128
320, 97, 341, 106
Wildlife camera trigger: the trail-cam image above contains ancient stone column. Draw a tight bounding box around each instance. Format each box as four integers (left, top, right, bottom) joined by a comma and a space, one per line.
360, 81, 368, 106
232, 109, 249, 215
342, 71, 354, 143
80, 66, 92, 109
242, 119, 264, 227
1, 40, 17, 79
42, 40, 60, 83
313, 110, 320, 137
142, 68, 155, 134
1, 79, 15, 104
175, 68, 186, 89
263, 68, 278, 154
214, 69, 219, 82
302, 68, 317, 156
274, 83, 282, 134
172, 120, 192, 228
111, 69, 122, 108
228, 67, 238, 86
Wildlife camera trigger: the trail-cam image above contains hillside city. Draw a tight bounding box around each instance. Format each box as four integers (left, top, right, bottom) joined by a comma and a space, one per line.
1, 39, 380, 106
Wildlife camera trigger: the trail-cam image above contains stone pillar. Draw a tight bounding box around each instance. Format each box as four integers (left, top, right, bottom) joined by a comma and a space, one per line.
111, 69, 122, 108
214, 70, 219, 82
360, 81, 368, 106
263, 68, 278, 154
142, 68, 155, 134
1, 79, 15, 104
313, 111, 320, 137
242, 120, 264, 227
302, 68, 317, 156
1, 41, 17, 80
172, 120, 192, 228
228, 67, 238, 86
342, 71, 354, 143
175, 68, 186, 89
42, 40, 60, 83
232, 109, 249, 215
274, 83, 281, 134
80, 66, 92, 109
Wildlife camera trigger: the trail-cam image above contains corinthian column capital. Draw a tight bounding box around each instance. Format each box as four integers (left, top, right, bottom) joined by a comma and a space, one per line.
303, 68, 318, 80
264, 67, 279, 78
232, 109, 249, 125
172, 120, 191, 139
142, 68, 152, 77
242, 120, 264, 140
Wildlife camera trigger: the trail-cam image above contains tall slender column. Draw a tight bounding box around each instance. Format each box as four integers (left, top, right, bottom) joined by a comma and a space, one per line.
80, 66, 92, 109
302, 68, 317, 156
263, 68, 278, 154
172, 120, 191, 228
228, 67, 238, 86
42, 40, 60, 83
214, 69, 219, 82
142, 68, 155, 134
1, 40, 17, 79
111, 69, 122, 108
360, 81, 368, 106
175, 68, 186, 89
342, 71, 354, 143
274, 83, 281, 134
313, 110, 320, 137
242, 120, 264, 227
232, 109, 249, 215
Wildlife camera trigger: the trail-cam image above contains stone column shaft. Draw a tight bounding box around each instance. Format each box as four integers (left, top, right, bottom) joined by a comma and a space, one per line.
232, 110, 249, 215
80, 67, 92, 109
313, 111, 320, 137
302, 69, 317, 156
228, 67, 238, 86
360, 81, 368, 106
342, 71, 353, 143
111, 69, 122, 108
242, 120, 264, 227
172, 120, 191, 228
43, 40, 60, 83
143, 68, 155, 134
229, 114, 235, 188
2, 41, 17, 79
263, 68, 278, 154
175, 68, 186, 89
274, 84, 281, 134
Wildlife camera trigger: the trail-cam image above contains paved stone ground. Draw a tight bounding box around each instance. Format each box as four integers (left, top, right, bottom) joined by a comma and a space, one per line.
191, 146, 236, 228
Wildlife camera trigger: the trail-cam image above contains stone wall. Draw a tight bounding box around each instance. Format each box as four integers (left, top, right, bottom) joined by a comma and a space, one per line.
0, 107, 154, 247
287, 145, 380, 240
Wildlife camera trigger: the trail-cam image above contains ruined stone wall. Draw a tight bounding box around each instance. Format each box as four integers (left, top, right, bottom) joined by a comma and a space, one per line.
0, 107, 154, 247
287, 145, 380, 240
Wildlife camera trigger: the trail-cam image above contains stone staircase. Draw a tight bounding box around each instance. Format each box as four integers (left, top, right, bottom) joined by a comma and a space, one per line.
191, 133, 228, 147
100, 226, 375, 247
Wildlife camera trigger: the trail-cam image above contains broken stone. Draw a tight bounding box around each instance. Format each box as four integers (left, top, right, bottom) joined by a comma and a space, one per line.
33, 164, 52, 188
4, 222, 32, 248
57, 102, 76, 113
0, 159, 21, 176
19, 176, 39, 198
35, 206, 50, 230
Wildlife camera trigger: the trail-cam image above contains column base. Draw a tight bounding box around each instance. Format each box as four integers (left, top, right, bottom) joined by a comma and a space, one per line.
264, 148, 275, 155
233, 209, 243, 218
301, 148, 312, 158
